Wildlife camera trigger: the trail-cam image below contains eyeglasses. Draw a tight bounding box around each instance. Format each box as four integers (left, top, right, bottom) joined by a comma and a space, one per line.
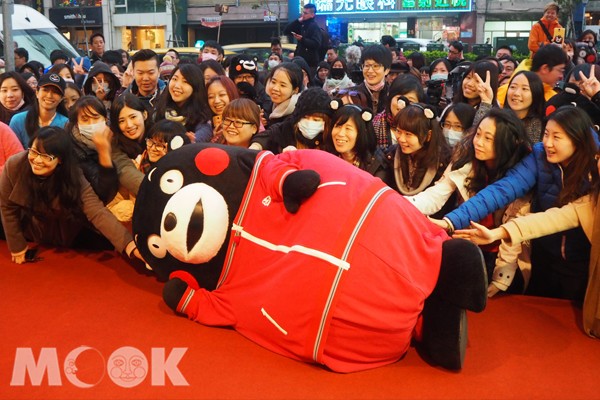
235, 75, 255, 83
28, 148, 56, 162
448, 49, 460, 55
146, 139, 167, 152
362, 63, 383, 71
441, 122, 463, 131
223, 118, 254, 128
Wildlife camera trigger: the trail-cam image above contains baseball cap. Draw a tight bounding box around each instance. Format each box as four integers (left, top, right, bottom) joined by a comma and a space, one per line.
38, 73, 66, 95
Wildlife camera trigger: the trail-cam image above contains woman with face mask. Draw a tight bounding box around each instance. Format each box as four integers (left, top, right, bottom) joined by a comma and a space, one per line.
82, 62, 121, 113
67, 95, 119, 205
250, 87, 333, 153
439, 103, 476, 147
323, 57, 354, 96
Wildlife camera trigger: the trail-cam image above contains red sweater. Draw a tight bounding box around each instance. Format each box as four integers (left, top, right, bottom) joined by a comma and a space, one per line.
179, 150, 448, 372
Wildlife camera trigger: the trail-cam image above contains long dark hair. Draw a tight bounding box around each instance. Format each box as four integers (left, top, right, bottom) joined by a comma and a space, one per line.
545, 106, 599, 206
503, 71, 545, 120
452, 108, 531, 196
393, 103, 450, 187
110, 93, 151, 158
155, 63, 211, 130
23, 126, 82, 214
0, 71, 36, 124
24, 86, 68, 142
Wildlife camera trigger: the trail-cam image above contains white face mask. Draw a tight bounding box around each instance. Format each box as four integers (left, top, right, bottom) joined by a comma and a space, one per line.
202, 52, 219, 61
63, 78, 75, 83
297, 118, 325, 140
268, 60, 280, 69
78, 120, 106, 140
567, 51, 574, 59
431, 73, 448, 81
443, 128, 463, 146
92, 81, 110, 95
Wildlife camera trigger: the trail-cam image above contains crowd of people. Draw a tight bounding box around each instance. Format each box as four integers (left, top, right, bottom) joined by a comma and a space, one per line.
0, 2, 599, 335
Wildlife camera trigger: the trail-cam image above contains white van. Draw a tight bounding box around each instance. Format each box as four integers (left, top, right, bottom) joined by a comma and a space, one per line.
0, 4, 80, 67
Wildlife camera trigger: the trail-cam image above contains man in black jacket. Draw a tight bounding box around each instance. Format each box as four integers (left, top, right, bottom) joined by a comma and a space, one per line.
283, 3, 322, 70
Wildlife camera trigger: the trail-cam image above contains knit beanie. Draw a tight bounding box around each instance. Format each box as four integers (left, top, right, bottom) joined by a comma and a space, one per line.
291, 87, 335, 124
228, 55, 259, 81
160, 55, 176, 79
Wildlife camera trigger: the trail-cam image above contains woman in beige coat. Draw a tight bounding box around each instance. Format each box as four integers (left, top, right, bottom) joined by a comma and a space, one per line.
454, 169, 600, 337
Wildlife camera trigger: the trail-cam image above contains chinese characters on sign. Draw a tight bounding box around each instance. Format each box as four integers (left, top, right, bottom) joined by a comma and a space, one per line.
314, 0, 396, 12
313, 0, 470, 13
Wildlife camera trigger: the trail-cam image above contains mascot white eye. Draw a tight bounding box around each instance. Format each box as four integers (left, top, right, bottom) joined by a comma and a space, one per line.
160, 170, 184, 195
147, 234, 167, 259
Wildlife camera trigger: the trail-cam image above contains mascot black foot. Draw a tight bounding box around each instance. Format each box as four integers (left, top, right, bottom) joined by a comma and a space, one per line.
416, 238, 487, 370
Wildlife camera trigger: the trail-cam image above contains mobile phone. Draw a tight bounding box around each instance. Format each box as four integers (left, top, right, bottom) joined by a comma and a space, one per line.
25, 248, 39, 262
553, 27, 565, 45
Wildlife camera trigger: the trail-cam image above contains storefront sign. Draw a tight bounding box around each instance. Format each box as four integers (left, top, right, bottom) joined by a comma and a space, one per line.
49, 6, 103, 26
312, 0, 470, 14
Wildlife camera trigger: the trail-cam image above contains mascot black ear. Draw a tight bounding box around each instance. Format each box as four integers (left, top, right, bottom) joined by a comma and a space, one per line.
282, 170, 320, 214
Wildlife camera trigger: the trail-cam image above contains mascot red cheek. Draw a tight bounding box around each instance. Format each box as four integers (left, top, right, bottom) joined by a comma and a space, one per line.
133, 144, 487, 373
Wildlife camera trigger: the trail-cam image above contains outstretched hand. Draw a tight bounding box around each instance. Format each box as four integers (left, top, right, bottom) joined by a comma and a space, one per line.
453, 221, 507, 245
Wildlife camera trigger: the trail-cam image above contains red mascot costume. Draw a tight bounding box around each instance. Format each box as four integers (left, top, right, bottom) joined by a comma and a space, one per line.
132, 144, 487, 372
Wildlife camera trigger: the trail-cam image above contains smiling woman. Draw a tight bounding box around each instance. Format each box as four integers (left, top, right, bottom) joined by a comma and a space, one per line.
9, 73, 69, 148
0, 126, 140, 264
155, 64, 212, 143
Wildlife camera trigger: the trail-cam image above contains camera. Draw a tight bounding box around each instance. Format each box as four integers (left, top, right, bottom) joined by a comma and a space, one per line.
426, 78, 446, 108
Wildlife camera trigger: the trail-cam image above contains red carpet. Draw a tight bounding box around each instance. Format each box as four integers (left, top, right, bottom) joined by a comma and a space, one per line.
0, 241, 599, 399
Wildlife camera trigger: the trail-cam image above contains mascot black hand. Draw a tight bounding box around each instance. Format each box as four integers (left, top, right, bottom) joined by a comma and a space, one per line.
282, 170, 320, 214
163, 278, 188, 312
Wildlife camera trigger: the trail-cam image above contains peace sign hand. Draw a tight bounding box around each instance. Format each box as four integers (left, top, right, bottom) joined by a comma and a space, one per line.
72, 57, 86, 75
93, 77, 107, 98
578, 64, 600, 99
475, 70, 494, 105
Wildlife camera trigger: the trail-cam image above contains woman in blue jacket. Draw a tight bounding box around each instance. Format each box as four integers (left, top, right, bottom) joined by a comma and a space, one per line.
437, 106, 599, 302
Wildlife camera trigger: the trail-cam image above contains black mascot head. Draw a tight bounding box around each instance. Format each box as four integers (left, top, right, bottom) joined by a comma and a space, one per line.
132, 143, 258, 288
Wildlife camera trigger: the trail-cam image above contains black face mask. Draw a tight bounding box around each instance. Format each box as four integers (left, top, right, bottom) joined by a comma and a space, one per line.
331, 68, 345, 80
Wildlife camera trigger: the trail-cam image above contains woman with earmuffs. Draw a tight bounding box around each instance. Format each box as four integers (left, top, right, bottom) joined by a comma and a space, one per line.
325, 100, 392, 186
390, 103, 452, 216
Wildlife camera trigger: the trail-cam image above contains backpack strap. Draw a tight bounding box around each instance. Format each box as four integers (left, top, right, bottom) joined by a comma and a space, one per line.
538, 20, 553, 43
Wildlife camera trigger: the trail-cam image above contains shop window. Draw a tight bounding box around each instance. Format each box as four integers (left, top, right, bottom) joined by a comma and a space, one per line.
114, 0, 166, 14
